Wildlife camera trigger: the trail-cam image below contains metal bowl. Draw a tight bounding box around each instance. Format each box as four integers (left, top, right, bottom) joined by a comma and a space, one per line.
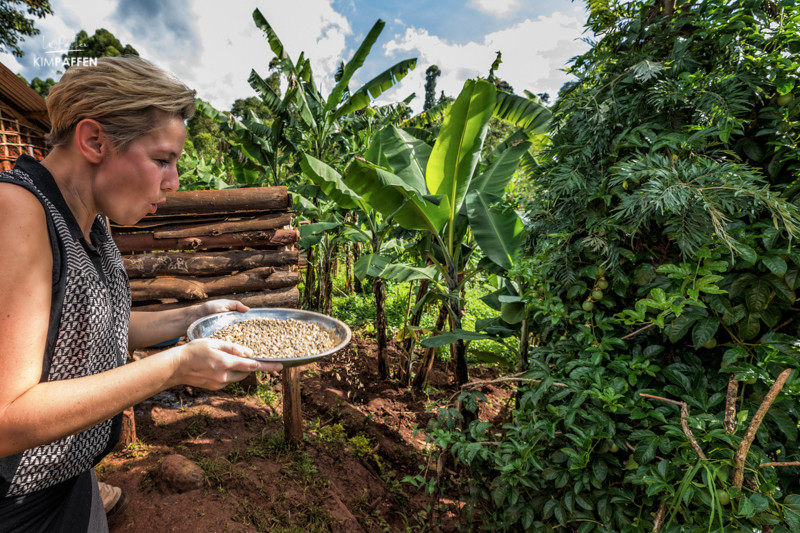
187, 308, 352, 368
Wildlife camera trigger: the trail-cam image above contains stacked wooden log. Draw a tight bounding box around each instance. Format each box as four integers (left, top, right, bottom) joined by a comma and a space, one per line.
111, 187, 301, 311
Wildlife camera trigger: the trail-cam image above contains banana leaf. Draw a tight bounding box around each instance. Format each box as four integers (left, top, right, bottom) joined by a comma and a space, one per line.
326, 19, 386, 111
345, 157, 449, 233
248, 69, 286, 118
334, 58, 418, 119
493, 90, 553, 133
253, 9, 289, 60
399, 101, 452, 128
354, 254, 438, 282
466, 190, 525, 270
420, 329, 496, 348
365, 126, 430, 194
469, 140, 531, 201
299, 154, 363, 211
426, 79, 495, 229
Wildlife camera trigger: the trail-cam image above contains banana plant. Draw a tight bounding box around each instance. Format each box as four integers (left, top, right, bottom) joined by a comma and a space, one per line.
251, 8, 417, 165
299, 154, 434, 379
340, 78, 545, 386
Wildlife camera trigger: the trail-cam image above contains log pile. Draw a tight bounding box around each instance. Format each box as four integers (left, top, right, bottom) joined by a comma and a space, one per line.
111, 187, 301, 312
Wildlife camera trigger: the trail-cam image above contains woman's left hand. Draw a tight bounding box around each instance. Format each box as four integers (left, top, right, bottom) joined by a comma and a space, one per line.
186, 300, 249, 330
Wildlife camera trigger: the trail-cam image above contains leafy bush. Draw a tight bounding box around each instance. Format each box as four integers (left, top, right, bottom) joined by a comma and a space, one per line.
423, 0, 800, 531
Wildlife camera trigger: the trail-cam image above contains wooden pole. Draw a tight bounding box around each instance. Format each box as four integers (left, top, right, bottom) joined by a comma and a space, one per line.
154, 187, 290, 215
122, 249, 299, 278
282, 366, 303, 442
130, 286, 301, 311
112, 228, 299, 253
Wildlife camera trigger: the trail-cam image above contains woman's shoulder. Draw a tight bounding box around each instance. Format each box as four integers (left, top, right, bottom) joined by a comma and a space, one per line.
0, 180, 49, 241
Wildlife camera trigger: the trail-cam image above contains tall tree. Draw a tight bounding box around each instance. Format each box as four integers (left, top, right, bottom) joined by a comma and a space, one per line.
62, 28, 138, 65
0, 0, 52, 57
423, 64, 441, 112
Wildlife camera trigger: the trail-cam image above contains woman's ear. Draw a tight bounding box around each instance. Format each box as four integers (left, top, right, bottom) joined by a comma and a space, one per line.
73, 119, 107, 164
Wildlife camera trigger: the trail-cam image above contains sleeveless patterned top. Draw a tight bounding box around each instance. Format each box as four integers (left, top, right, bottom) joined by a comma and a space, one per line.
0, 155, 131, 497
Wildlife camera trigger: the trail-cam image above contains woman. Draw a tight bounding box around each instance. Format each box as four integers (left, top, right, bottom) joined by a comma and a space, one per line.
0, 56, 281, 532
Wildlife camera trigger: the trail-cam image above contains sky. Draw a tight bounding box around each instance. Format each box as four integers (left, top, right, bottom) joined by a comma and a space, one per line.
1, 0, 593, 115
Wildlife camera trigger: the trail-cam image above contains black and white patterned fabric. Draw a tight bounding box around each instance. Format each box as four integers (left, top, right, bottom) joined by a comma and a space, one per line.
0, 159, 130, 497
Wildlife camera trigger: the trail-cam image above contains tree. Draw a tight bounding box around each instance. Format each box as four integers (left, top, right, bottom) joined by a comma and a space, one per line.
423, 65, 441, 112
230, 96, 273, 122
28, 75, 55, 96
63, 28, 138, 65
0, 0, 52, 57
424, 0, 800, 530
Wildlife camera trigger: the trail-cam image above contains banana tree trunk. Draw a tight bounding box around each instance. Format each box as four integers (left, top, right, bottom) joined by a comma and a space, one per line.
330, 241, 340, 279
353, 242, 364, 294
447, 268, 469, 387
345, 241, 353, 294
303, 246, 317, 310
413, 302, 448, 389
318, 235, 333, 316
401, 278, 431, 385
374, 277, 389, 379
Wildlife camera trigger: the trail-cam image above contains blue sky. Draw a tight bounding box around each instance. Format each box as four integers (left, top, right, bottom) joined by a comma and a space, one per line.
1, 0, 592, 114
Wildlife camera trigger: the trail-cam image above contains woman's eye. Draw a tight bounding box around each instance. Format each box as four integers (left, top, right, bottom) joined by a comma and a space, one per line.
155, 159, 169, 167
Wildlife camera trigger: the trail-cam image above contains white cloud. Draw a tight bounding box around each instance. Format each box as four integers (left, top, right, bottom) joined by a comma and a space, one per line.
381, 5, 590, 113
469, 0, 520, 18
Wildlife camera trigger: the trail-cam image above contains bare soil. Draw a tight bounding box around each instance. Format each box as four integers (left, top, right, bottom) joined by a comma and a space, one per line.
99, 334, 511, 532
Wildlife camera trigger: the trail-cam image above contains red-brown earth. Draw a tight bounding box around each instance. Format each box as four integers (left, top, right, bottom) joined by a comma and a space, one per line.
98, 334, 512, 532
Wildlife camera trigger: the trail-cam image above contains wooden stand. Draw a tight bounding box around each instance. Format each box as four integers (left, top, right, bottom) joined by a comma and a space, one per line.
282, 367, 303, 442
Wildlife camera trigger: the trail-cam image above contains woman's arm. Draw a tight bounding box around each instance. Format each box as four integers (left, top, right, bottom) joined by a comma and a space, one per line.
0, 186, 280, 458
128, 300, 249, 350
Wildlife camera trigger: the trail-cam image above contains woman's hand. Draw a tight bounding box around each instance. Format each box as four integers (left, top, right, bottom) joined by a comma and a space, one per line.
166, 337, 282, 390
184, 299, 250, 331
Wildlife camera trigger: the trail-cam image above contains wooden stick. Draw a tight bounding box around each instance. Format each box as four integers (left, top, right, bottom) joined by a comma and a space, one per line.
461, 373, 569, 390
131, 286, 300, 311
732, 368, 793, 489
760, 461, 800, 468
639, 393, 707, 461
154, 187, 289, 215
621, 323, 656, 340
153, 213, 294, 239
122, 249, 299, 278
112, 228, 299, 253
129, 268, 300, 301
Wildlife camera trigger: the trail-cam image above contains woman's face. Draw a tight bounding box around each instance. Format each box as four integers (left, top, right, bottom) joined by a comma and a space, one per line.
96, 116, 186, 225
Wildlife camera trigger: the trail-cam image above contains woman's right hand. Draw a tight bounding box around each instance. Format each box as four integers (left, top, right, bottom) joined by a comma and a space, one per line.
166, 338, 282, 390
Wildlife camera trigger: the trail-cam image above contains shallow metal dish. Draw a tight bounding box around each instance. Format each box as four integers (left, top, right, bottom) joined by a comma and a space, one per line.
187, 308, 352, 368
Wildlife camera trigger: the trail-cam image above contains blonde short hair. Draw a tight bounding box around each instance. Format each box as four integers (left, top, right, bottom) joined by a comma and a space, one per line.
45, 56, 196, 150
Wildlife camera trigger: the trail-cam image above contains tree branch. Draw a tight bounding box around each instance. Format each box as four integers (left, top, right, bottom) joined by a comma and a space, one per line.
760, 461, 800, 468
461, 373, 568, 391
725, 373, 738, 434
652, 499, 666, 532
620, 323, 656, 340
639, 393, 707, 461
732, 368, 793, 489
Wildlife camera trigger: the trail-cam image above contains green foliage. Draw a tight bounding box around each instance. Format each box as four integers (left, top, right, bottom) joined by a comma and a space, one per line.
0, 0, 52, 57
424, 65, 442, 112
63, 28, 138, 64
420, 0, 800, 531
28, 76, 55, 97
